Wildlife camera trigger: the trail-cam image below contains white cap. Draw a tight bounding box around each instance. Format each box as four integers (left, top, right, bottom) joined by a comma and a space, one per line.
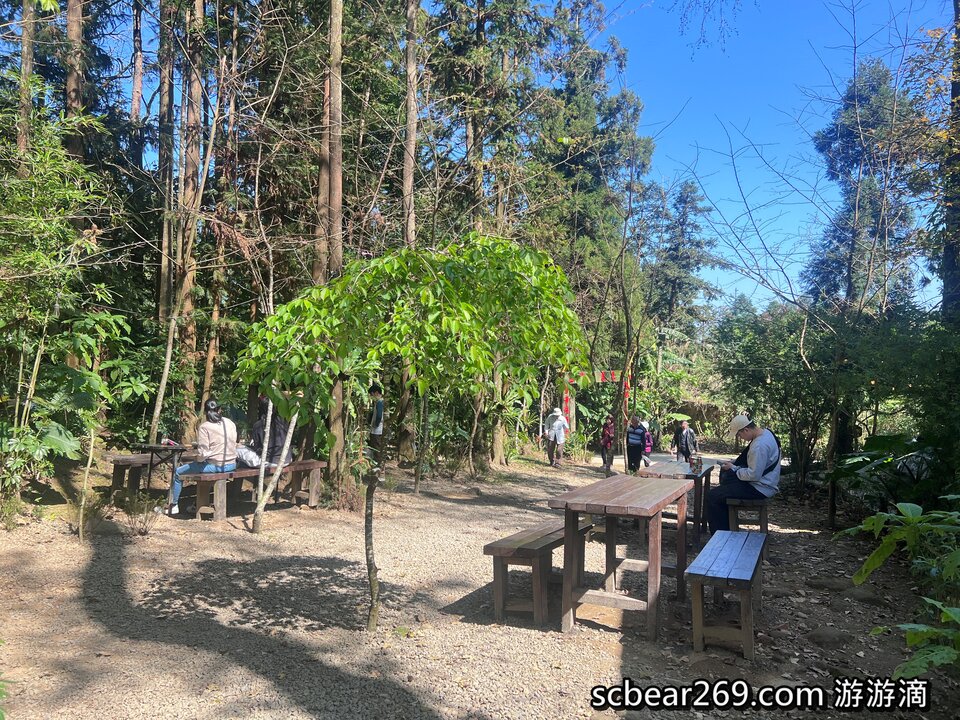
727, 414, 752, 440
640, 421, 649, 430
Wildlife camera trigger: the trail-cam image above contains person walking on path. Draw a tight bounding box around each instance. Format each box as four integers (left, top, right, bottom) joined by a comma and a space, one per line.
368, 383, 385, 472
626, 415, 648, 472
670, 420, 698, 463
599, 415, 616, 471
543, 408, 561, 464
707, 414, 781, 534
640, 421, 653, 467
549, 410, 570, 467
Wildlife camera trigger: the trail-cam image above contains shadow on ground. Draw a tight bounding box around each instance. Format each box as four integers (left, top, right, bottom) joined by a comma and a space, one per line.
81, 537, 487, 718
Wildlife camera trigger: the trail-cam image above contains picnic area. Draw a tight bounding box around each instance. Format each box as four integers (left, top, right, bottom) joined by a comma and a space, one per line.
2, 449, 959, 719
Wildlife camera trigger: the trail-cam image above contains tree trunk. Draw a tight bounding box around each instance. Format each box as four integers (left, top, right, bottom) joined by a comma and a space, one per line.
252, 411, 297, 534
64, 0, 83, 157
148, 313, 178, 443
490, 368, 507, 466
178, 0, 205, 430
413, 389, 429, 494
328, 0, 344, 276
313, 72, 330, 284
403, 0, 418, 247
200, 234, 224, 408
157, 0, 176, 322
394, 366, 416, 463
130, 0, 145, 170
944, 0, 960, 327
364, 471, 380, 631
18, 0, 34, 159
325, 0, 346, 494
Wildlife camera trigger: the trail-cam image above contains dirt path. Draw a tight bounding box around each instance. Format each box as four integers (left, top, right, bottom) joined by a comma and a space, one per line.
1, 453, 957, 719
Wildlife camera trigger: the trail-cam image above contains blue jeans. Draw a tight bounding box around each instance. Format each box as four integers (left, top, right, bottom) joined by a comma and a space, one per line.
172, 461, 237, 505
707, 470, 766, 533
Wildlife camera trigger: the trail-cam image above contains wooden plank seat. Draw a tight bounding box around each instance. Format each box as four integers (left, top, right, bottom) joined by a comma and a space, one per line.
180, 459, 327, 521
687, 530, 766, 660
483, 519, 593, 627
726, 497, 770, 558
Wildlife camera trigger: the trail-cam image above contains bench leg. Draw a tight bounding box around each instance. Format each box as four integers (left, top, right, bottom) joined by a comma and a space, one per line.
126, 466, 142, 499
212, 478, 227, 520
740, 588, 755, 660
111, 466, 127, 493
308, 467, 323, 508
576, 533, 586, 587
760, 507, 769, 559
728, 505, 739, 531
532, 556, 549, 627
754, 565, 763, 613
492, 557, 507, 623
195, 481, 212, 519
692, 580, 705, 652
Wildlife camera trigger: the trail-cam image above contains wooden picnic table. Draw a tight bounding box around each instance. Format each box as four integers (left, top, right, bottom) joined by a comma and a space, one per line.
635, 460, 715, 547
548, 473, 693, 639
107, 447, 199, 497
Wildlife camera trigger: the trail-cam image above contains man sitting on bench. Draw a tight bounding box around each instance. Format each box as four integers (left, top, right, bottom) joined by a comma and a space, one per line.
166, 398, 237, 516
237, 397, 293, 469
707, 414, 780, 533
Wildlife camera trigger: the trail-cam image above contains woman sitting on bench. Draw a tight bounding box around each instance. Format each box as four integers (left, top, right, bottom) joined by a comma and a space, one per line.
166, 398, 237, 515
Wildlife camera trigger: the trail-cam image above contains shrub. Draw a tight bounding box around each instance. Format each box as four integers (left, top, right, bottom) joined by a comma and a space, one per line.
121, 493, 162, 536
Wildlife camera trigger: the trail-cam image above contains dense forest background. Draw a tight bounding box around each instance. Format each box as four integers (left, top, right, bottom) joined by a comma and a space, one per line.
2, 0, 960, 525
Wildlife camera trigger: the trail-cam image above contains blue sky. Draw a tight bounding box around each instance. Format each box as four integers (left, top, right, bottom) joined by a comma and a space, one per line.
600, 0, 950, 308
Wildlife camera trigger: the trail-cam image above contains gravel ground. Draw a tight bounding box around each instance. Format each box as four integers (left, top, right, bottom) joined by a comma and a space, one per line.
2, 452, 958, 719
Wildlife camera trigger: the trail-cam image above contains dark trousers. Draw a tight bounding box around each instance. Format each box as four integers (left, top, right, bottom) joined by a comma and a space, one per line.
546, 438, 557, 465
676, 449, 692, 463
707, 472, 766, 533
369, 433, 384, 470
627, 444, 644, 472
600, 446, 614, 467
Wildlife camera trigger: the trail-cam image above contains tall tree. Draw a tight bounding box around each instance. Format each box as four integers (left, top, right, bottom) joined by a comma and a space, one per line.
64, 0, 83, 157
17, 0, 35, 157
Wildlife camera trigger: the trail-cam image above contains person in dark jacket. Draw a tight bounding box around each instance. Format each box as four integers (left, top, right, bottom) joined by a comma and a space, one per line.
670, 420, 698, 463
626, 416, 647, 472
251, 397, 293, 467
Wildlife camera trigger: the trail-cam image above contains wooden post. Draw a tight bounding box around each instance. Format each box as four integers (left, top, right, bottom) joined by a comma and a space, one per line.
692, 580, 705, 652
561, 508, 579, 632
740, 589, 754, 660
676, 492, 687, 602
604, 516, 618, 592
492, 557, 506, 622
646, 511, 662, 641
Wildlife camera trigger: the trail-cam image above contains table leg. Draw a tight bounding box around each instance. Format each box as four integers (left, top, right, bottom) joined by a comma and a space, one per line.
646, 510, 662, 641
692, 474, 703, 547
701, 469, 713, 539
604, 515, 618, 592
676, 492, 687, 602
561, 508, 579, 633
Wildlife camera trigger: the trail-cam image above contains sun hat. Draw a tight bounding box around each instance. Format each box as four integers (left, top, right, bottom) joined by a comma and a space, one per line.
640, 421, 649, 430
552, 408, 562, 416
726, 414, 752, 440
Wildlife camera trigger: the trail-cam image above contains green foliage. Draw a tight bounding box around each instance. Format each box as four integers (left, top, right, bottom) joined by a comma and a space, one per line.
0, 494, 20, 532
848, 501, 960, 678
237, 236, 590, 464
562, 431, 591, 462
830, 435, 955, 511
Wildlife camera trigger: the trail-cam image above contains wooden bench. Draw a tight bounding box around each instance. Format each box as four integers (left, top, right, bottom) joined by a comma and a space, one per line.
483, 519, 592, 627
180, 459, 327, 521
687, 530, 766, 660
727, 497, 770, 558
